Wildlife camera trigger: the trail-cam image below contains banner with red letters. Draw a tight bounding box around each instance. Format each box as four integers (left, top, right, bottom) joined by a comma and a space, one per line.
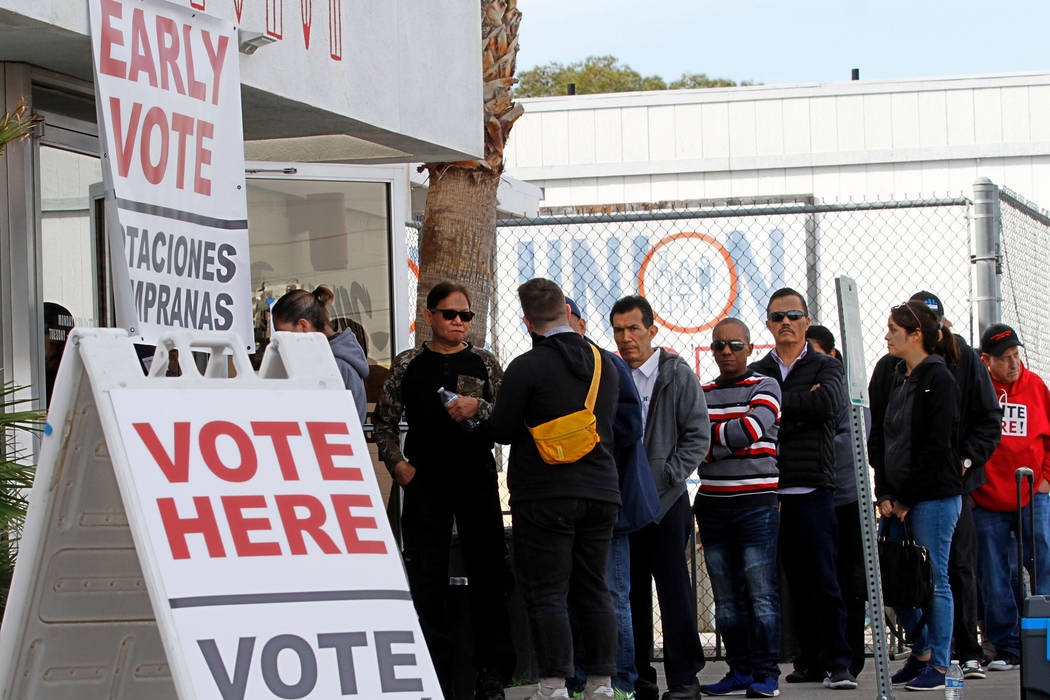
109, 388, 440, 698
89, 0, 254, 349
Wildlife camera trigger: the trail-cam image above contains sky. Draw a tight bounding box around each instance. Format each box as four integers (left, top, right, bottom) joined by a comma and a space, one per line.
515, 0, 1050, 87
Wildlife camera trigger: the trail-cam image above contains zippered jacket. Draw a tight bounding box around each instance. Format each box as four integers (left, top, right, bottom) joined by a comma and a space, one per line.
642, 349, 711, 516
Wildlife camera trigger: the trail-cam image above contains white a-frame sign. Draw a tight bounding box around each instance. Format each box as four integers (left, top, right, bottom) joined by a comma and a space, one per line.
0, 329, 441, 699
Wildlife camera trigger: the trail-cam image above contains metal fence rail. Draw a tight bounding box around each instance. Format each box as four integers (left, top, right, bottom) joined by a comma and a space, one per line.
999, 186, 1050, 378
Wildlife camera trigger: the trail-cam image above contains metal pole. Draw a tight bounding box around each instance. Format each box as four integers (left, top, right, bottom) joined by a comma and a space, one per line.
973, 177, 1002, 338
836, 277, 893, 700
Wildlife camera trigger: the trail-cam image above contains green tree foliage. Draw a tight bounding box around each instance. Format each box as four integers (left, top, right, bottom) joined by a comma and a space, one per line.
515, 56, 755, 97
0, 381, 43, 613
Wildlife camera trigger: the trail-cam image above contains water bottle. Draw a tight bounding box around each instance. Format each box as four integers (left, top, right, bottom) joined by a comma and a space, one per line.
944, 659, 963, 699
437, 387, 478, 431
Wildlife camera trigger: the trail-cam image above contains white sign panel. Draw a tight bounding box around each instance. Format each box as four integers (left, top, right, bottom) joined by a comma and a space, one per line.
109, 389, 440, 699
89, 0, 254, 349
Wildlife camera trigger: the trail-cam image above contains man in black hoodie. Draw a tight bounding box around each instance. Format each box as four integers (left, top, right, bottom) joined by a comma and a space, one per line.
868, 290, 1001, 678
750, 287, 854, 690
487, 278, 622, 700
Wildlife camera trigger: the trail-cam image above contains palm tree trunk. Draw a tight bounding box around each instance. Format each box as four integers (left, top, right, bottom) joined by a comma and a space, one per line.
414, 0, 522, 348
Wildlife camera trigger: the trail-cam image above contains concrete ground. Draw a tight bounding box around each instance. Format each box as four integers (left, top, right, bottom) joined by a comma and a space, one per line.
504, 659, 1024, 698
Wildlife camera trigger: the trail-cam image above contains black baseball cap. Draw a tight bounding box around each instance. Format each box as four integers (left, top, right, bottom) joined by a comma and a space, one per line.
980, 323, 1024, 356
910, 290, 944, 320
565, 296, 584, 320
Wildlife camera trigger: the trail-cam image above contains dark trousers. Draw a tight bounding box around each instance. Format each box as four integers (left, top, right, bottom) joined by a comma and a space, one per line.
512, 497, 619, 679
834, 500, 867, 676
630, 492, 705, 688
401, 468, 516, 696
695, 501, 781, 681
780, 489, 852, 673
949, 495, 983, 661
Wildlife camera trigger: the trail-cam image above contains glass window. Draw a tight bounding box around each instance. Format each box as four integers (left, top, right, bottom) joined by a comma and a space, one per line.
246, 178, 393, 402
39, 146, 103, 328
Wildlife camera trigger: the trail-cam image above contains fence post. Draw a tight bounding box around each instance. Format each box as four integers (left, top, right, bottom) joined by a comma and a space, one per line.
973, 177, 1002, 338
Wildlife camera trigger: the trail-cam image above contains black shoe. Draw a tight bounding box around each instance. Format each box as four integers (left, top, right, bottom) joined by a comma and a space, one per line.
987, 651, 1021, 671
822, 667, 858, 690
660, 680, 701, 700
474, 670, 507, 700
784, 667, 822, 683
635, 678, 660, 700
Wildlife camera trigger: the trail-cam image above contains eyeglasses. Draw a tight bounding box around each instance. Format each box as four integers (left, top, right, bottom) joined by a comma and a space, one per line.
430, 308, 475, 322
768, 310, 806, 322
711, 340, 747, 352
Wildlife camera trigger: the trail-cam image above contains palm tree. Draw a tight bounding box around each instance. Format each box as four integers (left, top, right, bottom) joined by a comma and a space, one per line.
0, 382, 42, 613
0, 97, 38, 156
415, 0, 523, 347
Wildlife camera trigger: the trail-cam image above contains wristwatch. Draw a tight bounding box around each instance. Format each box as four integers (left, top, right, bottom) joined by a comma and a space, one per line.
962, 458, 972, 472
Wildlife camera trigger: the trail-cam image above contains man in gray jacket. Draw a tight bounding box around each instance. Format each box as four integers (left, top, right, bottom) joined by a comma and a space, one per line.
610, 295, 711, 700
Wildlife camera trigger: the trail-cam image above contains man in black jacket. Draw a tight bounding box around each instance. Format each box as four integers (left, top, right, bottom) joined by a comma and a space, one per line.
486, 278, 621, 700
751, 287, 854, 690
868, 290, 1001, 678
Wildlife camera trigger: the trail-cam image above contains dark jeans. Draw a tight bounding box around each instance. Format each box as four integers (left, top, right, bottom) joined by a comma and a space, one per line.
512, 497, 619, 679
401, 467, 516, 695
630, 492, 705, 688
779, 488, 852, 673
834, 500, 867, 676
949, 495, 984, 662
973, 493, 1050, 655
695, 500, 781, 681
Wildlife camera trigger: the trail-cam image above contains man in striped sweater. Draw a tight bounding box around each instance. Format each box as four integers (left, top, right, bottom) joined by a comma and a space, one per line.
695, 318, 783, 699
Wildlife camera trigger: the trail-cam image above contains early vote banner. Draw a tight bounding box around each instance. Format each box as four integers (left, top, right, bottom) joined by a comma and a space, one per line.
89, 0, 254, 349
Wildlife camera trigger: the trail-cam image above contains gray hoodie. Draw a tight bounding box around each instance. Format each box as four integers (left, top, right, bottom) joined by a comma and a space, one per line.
328, 329, 369, 424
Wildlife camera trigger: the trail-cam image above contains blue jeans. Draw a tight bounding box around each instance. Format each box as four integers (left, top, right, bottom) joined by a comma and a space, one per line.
571, 534, 636, 692
881, 495, 961, 669
695, 501, 781, 680
973, 492, 1050, 655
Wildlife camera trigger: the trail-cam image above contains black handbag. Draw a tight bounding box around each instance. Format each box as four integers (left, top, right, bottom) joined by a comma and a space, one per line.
878, 519, 933, 610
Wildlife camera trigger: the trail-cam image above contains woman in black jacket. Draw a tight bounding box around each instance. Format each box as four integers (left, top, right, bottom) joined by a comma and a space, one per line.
868, 300, 962, 691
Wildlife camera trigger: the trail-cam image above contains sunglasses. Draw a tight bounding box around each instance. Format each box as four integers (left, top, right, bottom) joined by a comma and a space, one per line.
768, 310, 806, 322
430, 308, 475, 322
711, 340, 747, 352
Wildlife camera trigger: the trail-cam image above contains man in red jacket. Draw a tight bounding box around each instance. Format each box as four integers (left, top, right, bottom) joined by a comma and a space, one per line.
974, 323, 1050, 671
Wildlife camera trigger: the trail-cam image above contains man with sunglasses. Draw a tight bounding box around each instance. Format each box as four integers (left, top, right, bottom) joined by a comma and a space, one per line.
374, 280, 515, 700
694, 318, 782, 698
609, 294, 710, 700
750, 287, 854, 690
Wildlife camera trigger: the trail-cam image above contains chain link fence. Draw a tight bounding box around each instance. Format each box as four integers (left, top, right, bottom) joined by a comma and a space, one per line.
407, 192, 976, 662
999, 186, 1050, 378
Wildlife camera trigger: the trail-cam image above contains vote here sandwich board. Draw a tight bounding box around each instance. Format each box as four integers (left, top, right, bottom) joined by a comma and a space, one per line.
0, 330, 441, 699
89, 0, 255, 350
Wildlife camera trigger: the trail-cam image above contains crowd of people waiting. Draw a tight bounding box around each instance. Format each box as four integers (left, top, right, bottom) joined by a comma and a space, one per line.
289, 277, 1046, 700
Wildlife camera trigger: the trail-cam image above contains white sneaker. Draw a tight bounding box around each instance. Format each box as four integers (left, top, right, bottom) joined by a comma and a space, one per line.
583, 685, 615, 699
529, 688, 571, 699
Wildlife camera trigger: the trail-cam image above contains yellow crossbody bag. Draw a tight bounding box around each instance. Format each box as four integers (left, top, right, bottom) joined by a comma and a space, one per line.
527, 344, 602, 464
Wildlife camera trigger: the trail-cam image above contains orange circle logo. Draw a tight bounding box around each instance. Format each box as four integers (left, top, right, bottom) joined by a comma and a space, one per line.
637, 232, 738, 334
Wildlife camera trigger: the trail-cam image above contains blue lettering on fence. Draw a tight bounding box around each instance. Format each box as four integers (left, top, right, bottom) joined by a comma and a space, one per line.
513, 229, 785, 325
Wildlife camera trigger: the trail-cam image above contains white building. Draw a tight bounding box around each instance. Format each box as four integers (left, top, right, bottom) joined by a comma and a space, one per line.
505, 71, 1050, 207
0, 0, 487, 409
498, 71, 1050, 378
